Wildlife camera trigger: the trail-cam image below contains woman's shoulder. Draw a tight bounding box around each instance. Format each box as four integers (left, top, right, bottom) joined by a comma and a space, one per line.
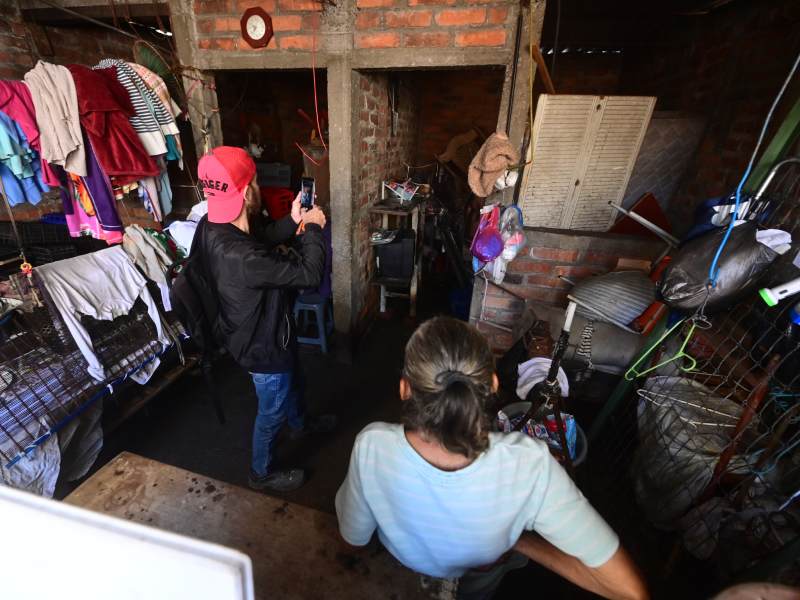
355, 422, 404, 445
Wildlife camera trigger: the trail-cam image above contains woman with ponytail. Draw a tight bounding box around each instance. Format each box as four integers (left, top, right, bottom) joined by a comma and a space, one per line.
336, 317, 647, 599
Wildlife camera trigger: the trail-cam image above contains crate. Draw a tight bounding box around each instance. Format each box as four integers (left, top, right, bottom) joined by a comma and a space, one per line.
0, 222, 71, 246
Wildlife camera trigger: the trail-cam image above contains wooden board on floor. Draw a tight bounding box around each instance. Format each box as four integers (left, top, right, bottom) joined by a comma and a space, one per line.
65, 452, 440, 600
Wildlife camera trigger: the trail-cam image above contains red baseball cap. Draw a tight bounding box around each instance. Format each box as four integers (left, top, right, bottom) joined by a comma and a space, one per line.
198, 146, 257, 223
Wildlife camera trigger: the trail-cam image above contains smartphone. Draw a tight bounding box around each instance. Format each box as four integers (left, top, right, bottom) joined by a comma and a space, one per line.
300, 177, 315, 210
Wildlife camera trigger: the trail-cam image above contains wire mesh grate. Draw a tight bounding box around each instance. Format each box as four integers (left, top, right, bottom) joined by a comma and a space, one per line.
586, 162, 800, 588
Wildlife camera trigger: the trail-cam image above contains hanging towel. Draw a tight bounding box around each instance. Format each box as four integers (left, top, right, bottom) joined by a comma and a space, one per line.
36, 246, 170, 383
66, 64, 158, 185
94, 59, 177, 157
130, 63, 184, 168
23, 61, 86, 177
516, 357, 570, 400
0, 110, 49, 205
123, 224, 174, 310
468, 132, 519, 198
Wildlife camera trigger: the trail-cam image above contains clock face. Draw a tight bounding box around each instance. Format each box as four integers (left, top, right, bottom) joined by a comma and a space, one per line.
246, 14, 267, 40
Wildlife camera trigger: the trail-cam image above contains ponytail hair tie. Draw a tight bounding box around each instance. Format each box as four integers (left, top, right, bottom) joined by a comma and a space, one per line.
435, 370, 473, 388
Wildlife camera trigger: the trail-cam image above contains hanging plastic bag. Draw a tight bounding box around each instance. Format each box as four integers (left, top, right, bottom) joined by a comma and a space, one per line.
470, 204, 503, 263
660, 222, 780, 312
499, 204, 526, 261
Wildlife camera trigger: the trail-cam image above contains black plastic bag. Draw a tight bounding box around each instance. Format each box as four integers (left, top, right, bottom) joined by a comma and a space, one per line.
660, 222, 778, 312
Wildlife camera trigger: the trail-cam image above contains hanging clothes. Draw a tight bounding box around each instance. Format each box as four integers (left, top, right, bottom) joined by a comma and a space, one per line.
94, 59, 177, 157
23, 61, 86, 177
35, 246, 170, 384
138, 176, 163, 222
129, 63, 183, 168
0, 79, 58, 186
58, 134, 124, 245
122, 224, 175, 310
0, 110, 49, 205
66, 64, 158, 185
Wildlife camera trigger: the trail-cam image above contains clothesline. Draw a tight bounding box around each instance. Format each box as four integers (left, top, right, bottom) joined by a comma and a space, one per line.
0, 56, 185, 248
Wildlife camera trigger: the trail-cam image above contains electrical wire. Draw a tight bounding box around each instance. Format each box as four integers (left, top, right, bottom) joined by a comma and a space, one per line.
311, 13, 327, 153
707, 50, 800, 287
550, 0, 561, 79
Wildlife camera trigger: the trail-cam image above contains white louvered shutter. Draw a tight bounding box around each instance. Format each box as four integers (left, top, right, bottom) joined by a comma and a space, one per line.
520, 95, 656, 231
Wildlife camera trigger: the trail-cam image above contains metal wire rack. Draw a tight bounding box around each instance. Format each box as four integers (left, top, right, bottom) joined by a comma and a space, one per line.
583, 160, 800, 590
0, 275, 173, 468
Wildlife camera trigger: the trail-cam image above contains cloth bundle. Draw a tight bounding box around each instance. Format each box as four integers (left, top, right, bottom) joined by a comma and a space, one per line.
468, 132, 519, 198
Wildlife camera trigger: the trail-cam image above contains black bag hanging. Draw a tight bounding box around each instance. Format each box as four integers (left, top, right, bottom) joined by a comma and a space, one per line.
660, 222, 779, 312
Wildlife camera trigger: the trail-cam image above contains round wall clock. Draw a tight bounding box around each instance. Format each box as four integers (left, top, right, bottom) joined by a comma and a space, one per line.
241, 7, 274, 49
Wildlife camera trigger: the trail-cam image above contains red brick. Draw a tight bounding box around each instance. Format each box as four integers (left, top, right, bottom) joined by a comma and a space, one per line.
214, 37, 236, 50
529, 247, 579, 262
403, 31, 451, 47
198, 38, 213, 49
215, 17, 240, 32
435, 8, 485, 26
409, 0, 455, 5
272, 15, 303, 31
508, 259, 551, 274
526, 275, 570, 288
194, 0, 231, 14
357, 0, 394, 7
554, 265, 600, 280
487, 7, 508, 24
356, 32, 400, 49
197, 18, 215, 34
355, 11, 382, 29
581, 251, 619, 267
385, 10, 433, 28
455, 29, 505, 47
278, 0, 320, 10
303, 13, 321, 28
279, 34, 315, 49
236, 0, 276, 9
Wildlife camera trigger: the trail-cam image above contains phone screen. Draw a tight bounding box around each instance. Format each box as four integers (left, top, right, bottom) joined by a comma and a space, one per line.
300, 178, 315, 210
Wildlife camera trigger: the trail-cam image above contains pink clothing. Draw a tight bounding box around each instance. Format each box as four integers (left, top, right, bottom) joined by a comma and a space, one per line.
0, 80, 59, 186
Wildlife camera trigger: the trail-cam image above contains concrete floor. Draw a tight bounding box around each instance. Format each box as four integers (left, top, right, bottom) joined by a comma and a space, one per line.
63, 303, 701, 599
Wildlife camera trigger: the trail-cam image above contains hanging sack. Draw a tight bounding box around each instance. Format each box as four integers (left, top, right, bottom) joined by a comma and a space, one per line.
660, 222, 779, 312
471, 205, 504, 263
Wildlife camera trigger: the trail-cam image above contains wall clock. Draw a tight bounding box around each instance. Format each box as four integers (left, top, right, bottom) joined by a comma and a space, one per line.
241, 7, 274, 49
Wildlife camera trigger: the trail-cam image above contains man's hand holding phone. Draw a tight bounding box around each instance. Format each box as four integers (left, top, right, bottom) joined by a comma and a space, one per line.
302, 206, 326, 229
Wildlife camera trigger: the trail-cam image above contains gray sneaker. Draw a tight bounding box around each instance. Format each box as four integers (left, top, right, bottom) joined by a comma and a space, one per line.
248, 469, 306, 492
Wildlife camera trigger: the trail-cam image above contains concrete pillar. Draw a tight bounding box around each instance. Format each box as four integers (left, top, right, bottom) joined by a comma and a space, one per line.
327, 55, 356, 335
496, 0, 546, 153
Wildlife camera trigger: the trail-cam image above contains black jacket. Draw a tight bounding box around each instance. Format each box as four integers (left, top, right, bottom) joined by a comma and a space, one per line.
171, 214, 325, 373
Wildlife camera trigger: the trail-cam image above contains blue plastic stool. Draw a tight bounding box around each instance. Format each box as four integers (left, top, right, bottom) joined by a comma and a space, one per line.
294, 294, 334, 353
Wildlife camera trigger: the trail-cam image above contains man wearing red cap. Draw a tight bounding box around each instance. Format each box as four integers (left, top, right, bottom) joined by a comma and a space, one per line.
191, 146, 329, 492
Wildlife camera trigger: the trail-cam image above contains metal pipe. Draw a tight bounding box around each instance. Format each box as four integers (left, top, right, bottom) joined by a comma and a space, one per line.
505, 11, 523, 136
754, 156, 800, 200
607, 201, 680, 247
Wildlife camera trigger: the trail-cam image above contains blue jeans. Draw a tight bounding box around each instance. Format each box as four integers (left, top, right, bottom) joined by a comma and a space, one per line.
250, 371, 305, 477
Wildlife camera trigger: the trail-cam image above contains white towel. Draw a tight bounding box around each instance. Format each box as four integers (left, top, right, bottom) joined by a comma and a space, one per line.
516, 357, 570, 400
36, 247, 169, 383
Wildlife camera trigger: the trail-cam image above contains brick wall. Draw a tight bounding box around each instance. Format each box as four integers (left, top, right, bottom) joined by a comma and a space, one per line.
192, 0, 514, 53
411, 67, 504, 161
618, 0, 800, 232
470, 228, 663, 352
353, 1, 511, 50
352, 71, 419, 323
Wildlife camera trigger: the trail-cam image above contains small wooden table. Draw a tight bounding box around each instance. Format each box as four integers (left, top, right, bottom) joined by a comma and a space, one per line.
66, 452, 441, 600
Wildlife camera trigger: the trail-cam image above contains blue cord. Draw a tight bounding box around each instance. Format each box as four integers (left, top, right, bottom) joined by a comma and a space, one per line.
707, 50, 800, 287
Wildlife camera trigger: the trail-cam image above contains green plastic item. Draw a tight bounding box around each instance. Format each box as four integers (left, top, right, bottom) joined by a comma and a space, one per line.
744, 95, 800, 193
759, 287, 779, 307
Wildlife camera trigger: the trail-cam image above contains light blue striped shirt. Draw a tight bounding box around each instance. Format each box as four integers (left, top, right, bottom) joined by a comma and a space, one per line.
335, 422, 619, 578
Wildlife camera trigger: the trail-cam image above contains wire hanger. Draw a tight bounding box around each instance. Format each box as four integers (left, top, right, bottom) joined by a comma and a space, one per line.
625, 315, 710, 381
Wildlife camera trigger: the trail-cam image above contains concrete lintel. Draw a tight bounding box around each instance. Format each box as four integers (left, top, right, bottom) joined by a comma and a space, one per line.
194, 51, 334, 72
327, 55, 356, 335
351, 47, 511, 70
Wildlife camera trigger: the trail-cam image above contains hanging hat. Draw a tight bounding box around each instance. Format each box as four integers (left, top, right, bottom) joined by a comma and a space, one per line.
198, 146, 256, 224
468, 132, 519, 198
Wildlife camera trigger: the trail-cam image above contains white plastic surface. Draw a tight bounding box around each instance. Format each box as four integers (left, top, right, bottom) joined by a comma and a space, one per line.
0, 483, 254, 600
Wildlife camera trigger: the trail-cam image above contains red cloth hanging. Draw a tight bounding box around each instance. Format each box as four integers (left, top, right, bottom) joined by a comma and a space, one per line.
66, 64, 158, 185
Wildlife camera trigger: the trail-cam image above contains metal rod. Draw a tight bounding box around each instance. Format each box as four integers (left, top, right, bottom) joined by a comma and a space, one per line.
607, 201, 680, 247
754, 156, 800, 200
505, 11, 523, 136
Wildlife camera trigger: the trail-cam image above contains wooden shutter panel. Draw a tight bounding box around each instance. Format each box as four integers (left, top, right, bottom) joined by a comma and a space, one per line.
520, 95, 656, 231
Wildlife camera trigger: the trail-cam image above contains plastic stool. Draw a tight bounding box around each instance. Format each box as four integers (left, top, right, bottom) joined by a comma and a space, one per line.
294, 294, 334, 353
